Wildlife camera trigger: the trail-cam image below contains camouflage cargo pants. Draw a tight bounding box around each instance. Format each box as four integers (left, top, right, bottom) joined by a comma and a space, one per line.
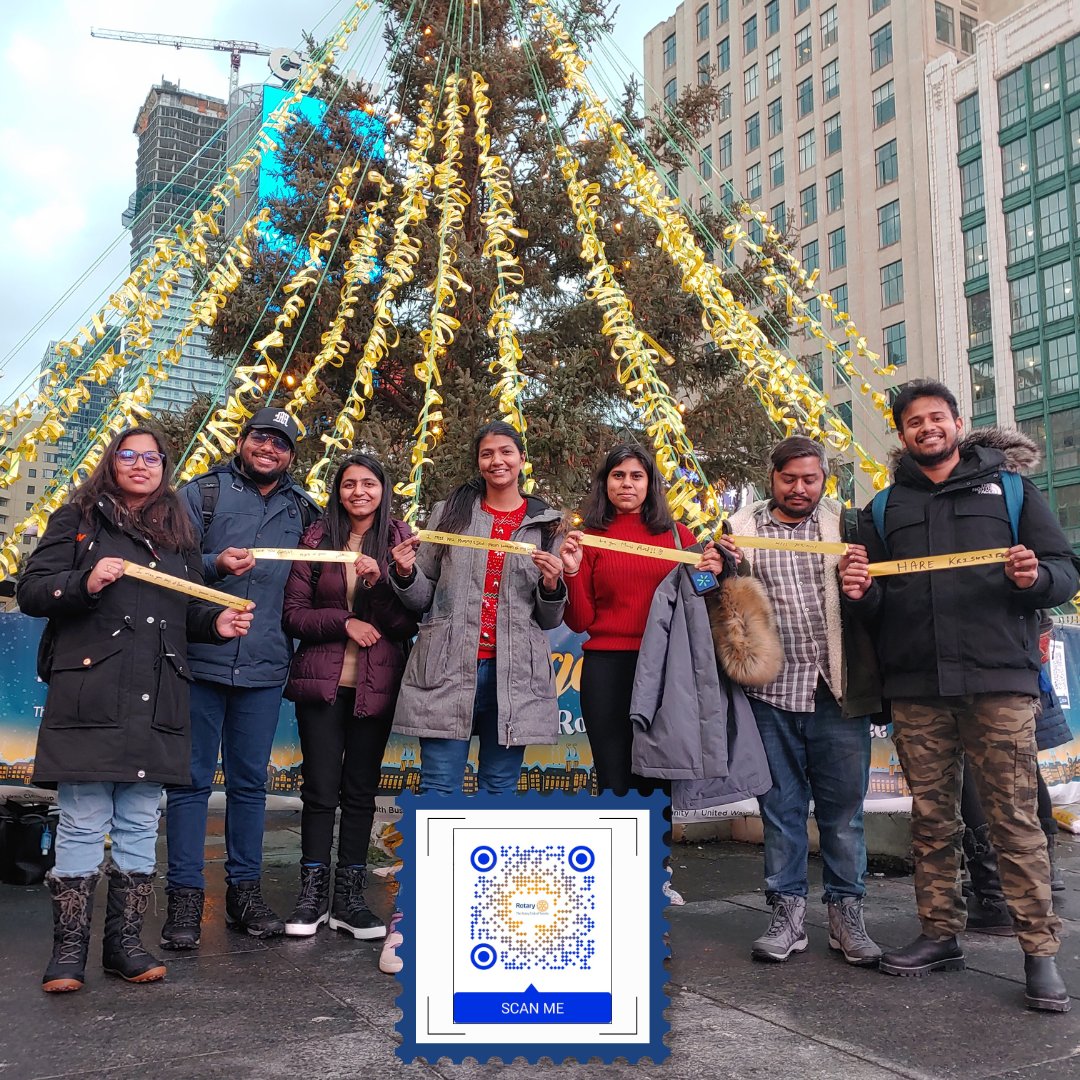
891, 694, 1060, 957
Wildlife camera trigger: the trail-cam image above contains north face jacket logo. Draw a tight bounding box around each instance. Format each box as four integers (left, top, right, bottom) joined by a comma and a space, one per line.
972, 482, 1003, 496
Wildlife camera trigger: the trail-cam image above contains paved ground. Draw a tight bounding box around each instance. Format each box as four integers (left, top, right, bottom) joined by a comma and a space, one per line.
0, 810, 1077, 1080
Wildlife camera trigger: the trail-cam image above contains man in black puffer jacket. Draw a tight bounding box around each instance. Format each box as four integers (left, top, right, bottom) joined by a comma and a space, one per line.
841, 380, 1078, 1014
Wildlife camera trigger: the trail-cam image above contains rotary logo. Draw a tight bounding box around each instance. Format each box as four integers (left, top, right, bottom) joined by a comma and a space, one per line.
536, 899, 549, 913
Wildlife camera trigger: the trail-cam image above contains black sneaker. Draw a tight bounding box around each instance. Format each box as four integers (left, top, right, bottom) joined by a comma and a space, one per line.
329, 866, 386, 941
161, 887, 204, 951
225, 880, 285, 938
285, 864, 331, 938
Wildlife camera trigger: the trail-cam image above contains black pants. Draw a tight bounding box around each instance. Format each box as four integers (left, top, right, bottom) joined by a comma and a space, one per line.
296, 689, 393, 866
580, 650, 667, 798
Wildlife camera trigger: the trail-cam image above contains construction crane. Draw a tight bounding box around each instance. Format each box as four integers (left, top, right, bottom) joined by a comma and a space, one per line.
89, 28, 302, 100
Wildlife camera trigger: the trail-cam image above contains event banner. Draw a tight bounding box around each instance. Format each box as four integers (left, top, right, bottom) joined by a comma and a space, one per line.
4, 612, 1080, 816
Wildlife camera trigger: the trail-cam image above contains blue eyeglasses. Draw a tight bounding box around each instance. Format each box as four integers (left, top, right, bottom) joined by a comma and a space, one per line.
116, 449, 165, 467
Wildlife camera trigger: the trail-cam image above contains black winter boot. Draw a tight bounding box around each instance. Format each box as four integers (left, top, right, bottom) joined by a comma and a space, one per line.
1024, 955, 1071, 1012
329, 865, 386, 940
225, 879, 285, 938
285, 864, 331, 937
160, 886, 204, 950
42, 872, 99, 993
101, 867, 167, 983
879, 935, 965, 977
963, 825, 1014, 936
1041, 820, 1066, 893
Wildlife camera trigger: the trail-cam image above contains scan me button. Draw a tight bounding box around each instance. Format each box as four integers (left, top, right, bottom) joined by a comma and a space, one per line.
453, 984, 612, 1024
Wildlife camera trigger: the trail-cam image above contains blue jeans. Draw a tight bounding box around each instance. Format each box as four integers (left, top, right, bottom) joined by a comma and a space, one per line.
165, 681, 283, 888
750, 684, 871, 902
55, 782, 162, 877
419, 659, 524, 795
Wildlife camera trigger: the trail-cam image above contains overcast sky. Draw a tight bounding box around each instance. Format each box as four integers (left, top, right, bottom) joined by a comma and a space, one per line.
0, 0, 672, 400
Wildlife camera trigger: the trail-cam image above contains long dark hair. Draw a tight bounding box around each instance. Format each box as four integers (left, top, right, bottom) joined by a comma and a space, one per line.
437, 421, 528, 536
580, 445, 674, 535
326, 453, 394, 567
72, 427, 197, 552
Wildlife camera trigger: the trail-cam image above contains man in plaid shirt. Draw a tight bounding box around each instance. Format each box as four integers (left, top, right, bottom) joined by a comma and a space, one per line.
724, 437, 880, 966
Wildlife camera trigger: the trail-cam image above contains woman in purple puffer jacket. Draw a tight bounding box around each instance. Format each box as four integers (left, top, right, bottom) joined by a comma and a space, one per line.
281, 453, 417, 942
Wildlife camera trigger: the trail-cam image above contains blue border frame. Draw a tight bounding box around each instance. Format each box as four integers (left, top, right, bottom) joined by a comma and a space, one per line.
394, 789, 670, 1064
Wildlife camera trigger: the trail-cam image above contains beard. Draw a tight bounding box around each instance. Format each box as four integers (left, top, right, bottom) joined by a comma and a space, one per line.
774, 495, 816, 519
905, 431, 960, 467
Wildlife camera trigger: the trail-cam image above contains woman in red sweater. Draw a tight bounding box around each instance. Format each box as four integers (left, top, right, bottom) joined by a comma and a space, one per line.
561, 445, 723, 795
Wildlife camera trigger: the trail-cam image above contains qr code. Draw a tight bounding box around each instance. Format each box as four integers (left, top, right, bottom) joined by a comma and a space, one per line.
468, 843, 597, 972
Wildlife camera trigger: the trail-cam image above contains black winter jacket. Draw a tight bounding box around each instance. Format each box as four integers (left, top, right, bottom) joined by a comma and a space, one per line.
17, 499, 225, 785
846, 429, 1080, 699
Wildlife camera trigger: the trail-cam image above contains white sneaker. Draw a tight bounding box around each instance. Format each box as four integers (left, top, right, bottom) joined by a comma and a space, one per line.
379, 912, 403, 974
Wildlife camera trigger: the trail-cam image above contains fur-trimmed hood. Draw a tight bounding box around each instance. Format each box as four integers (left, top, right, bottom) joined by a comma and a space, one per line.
888, 425, 1040, 477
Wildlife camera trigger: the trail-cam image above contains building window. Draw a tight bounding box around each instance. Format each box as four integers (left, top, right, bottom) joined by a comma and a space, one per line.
746, 111, 761, 151
881, 260, 904, 307
698, 53, 712, 86
1009, 273, 1038, 334
1005, 203, 1035, 264
833, 282, 848, 320
720, 85, 732, 119
1034, 121, 1065, 182
959, 157, 984, 215
744, 63, 760, 102
1070, 108, 1080, 168
765, 0, 780, 37
28, 468, 37, 478
744, 14, 758, 54
1038, 189, 1070, 252
1014, 344, 1042, 404
870, 23, 893, 72
875, 139, 898, 187
697, 4, 711, 41
719, 130, 733, 168
935, 3, 955, 46
663, 79, 678, 110
800, 183, 818, 225
870, 0, 890, 12
795, 0, 810, 14
766, 46, 782, 88
1067, 35, 1080, 95
884, 321, 907, 366
963, 222, 987, 279
1049, 335, 1080, 398
828, 226, 846, 270
805, 353, 824, 391
960, 13, 977, 54
1001, 135, 1031, 196
799, 129, 816, 171
822, 59, 840, 102
747, 162, 762, 199
824, 113, 842, 156
826, 168, 844, 212
1043, 261, 1074, 324
718, 0, 730, 25
768, 96, 783, 137
770, 147, 785, 187
663, 33, 677, 69
795, 24, 813, 68
700, 145, 714, 180
718, 36, 731, 72
878, 200, 901, 248
802, 238, 820, 272
970, 360, 995, 418
770, 200, 787, 229
872, 81, 895, 128
1030, 50, 1060, 113
967, 291, 991, 349
797, 76, 814, 118
956, 94, 980, 152
998, 68, 1026, 129
820, 6, 838, 49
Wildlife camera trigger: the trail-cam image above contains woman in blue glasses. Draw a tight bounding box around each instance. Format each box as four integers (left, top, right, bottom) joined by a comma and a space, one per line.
18, 427, 253, 993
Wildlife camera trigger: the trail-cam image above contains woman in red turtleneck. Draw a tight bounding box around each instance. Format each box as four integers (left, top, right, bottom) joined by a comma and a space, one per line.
560, 445, 723, 795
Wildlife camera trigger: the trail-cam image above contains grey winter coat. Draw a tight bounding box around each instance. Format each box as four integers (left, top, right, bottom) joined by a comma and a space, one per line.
390, 496, 566, 745
630, 564, 772, 807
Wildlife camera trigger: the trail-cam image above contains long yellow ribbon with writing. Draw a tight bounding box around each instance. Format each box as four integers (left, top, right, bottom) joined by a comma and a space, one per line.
867, 549, 1009, 577
417, 529, 536, 556
581, 533, 847, 561
249, 548, 360, 563
121, 562, 254, 611
729, 535, 849, 556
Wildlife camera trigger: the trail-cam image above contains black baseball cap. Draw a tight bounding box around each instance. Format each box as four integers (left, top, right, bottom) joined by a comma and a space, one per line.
242, 407, 301, 450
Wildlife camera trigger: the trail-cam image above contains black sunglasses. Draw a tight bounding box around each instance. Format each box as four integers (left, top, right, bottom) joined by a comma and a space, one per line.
247, 430, 292, 453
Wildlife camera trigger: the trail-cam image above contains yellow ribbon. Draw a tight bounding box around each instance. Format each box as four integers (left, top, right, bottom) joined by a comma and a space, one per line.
121, 562, 254, 610
417, 530, 536, 556
867, 549, 1009, 577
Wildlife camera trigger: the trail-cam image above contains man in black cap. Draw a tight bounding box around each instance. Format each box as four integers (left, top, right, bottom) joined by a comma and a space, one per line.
162, 408, 320, 948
